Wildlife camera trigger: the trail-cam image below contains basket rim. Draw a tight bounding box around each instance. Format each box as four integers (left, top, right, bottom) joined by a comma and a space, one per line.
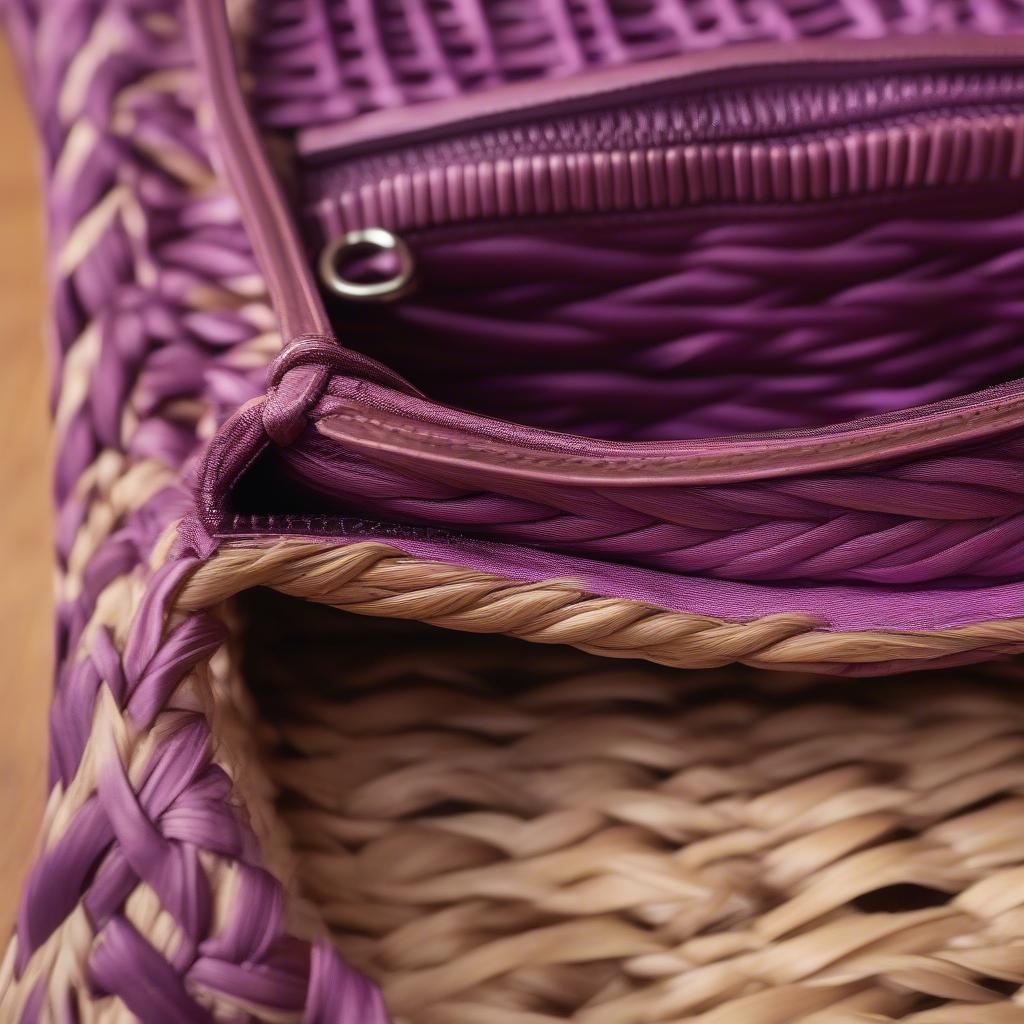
174, 538, 1024, 675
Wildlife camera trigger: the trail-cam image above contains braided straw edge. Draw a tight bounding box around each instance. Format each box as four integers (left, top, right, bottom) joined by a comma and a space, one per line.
175, 540, 1024, 670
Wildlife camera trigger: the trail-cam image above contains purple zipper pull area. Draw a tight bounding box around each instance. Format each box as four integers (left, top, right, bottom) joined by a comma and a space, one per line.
298, 35, 1024, 242
298, 34, 1024, 160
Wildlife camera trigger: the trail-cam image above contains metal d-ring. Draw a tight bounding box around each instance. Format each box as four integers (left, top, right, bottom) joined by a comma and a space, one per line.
318, 227, 416, 303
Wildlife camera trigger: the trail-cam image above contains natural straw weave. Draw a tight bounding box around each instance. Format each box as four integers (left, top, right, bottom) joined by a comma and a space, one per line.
8, 0, 1024, 1020
241, 589, 1024, 1024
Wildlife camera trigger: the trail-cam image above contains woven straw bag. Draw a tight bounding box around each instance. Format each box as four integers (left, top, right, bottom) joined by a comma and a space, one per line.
8, 0, 1024, 1020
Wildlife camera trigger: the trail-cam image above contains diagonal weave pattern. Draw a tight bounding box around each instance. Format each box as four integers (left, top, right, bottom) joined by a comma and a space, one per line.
245, 589, 1024, 1024
0, 1, 385, 1019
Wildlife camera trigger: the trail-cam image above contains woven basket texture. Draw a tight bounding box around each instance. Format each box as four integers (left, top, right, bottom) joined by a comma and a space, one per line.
4, 0, 1024, 1021
244, 589, 1024, 1024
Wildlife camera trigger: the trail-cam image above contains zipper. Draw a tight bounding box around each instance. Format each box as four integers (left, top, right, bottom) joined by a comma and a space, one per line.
288, 36, 1024, 490
310, 111, 1024, 239
301, 36, 1024, 240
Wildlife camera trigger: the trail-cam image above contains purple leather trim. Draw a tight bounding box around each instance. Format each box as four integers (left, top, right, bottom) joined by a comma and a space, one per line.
310, 377, 1024, 485
186, 0, 332, 344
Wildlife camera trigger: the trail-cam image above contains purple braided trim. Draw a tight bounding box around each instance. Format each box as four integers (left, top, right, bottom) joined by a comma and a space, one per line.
260, 419, 1024, 585
1, 0, 386, 1018
10, 0, 1024, 1016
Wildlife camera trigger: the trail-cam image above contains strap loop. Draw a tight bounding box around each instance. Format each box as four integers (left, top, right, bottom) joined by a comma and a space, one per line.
185, 0, 333, 343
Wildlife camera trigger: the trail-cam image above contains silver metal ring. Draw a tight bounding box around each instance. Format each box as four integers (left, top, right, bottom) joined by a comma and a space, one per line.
318, 227, 416, 303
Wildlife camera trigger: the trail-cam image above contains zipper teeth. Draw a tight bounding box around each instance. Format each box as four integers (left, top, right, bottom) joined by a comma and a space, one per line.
221, 514, 456, 540
312, 71, 1024, 166
310, 110, 1024, 236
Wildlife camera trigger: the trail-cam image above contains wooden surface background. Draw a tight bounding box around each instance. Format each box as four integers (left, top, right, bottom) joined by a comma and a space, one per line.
0, 41, 54, 935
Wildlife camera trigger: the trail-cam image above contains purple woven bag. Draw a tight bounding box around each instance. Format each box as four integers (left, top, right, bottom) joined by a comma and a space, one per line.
196, 16, 1024, 676
8, 0, 1024, 1019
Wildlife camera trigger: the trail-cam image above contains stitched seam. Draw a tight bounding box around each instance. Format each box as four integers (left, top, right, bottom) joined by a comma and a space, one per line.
318, 405, 1024, 475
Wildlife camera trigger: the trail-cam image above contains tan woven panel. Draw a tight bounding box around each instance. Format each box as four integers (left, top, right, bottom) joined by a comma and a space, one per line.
240, 589, 1024, 1023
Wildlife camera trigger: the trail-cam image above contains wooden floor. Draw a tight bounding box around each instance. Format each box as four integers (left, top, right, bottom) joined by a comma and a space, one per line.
0, 42, 54, 934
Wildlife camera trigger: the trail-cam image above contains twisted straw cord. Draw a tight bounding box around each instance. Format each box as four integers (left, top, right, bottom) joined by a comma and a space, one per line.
177, 541, 1024, 668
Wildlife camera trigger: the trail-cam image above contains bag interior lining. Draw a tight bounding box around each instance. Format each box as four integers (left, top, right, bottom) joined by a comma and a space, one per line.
322, 198, 1024, 442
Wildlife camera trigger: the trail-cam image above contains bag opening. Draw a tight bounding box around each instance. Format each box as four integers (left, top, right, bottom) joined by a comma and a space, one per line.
239, 586, 1024, 1022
